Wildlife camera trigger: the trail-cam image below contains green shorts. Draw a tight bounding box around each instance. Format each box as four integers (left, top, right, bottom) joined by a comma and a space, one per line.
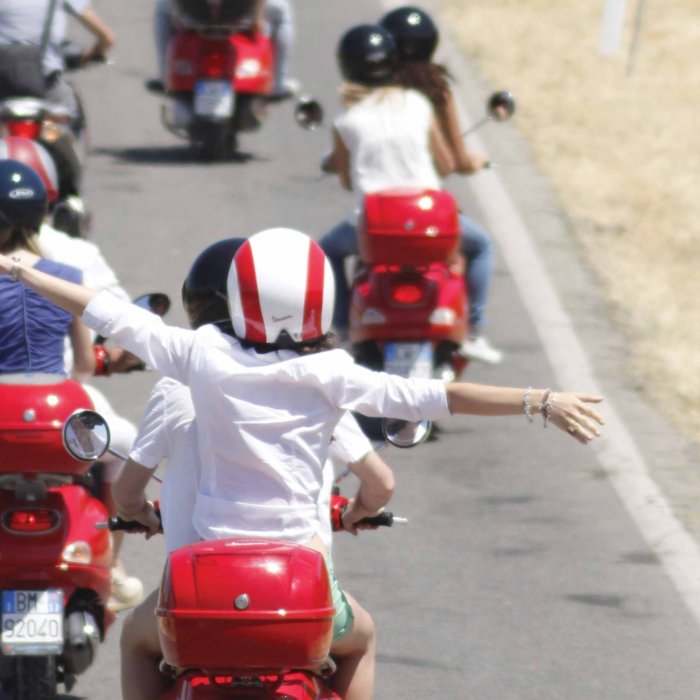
326, 556, 354, 642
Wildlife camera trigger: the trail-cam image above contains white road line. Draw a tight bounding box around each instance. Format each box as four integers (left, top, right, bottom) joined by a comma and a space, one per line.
377, 0, 700, 626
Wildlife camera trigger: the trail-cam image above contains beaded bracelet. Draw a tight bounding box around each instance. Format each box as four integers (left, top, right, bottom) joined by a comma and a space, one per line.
9, 256, 21, 282
522, 387, 534, 422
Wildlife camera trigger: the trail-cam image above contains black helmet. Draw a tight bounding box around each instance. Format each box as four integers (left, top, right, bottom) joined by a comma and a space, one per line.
379, 6, 439, 63
337, 24, 397, 87
0, 159, 47, 231
173, 0, 257, 27
181, 237, 246, 330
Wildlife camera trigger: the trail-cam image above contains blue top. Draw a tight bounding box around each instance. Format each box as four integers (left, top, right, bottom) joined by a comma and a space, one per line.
0, 257, 83, 374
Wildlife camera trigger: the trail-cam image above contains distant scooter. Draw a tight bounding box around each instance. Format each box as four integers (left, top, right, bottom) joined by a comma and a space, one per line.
160, 0, 275, 160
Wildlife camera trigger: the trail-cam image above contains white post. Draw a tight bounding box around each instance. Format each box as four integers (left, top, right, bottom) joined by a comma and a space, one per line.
598, 0, 629, 56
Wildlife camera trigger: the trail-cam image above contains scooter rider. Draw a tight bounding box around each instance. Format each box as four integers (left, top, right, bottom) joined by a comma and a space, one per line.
0, 228, 605, 697
0, 0, 115, 131
379, 6, 502, 364
114, 237, 395, 700
0, 140, 144, 612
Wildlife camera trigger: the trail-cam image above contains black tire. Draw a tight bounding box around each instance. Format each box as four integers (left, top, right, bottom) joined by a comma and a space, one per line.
195, 122, 236, 161
13, 656, 57, 700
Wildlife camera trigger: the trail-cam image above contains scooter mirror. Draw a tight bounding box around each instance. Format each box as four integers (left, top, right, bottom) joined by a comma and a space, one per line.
294, 97, 324, 130
133, 292, 171, 317
62, 410, 111, 461
487, 90, 516, 122
382, 418, 432, 448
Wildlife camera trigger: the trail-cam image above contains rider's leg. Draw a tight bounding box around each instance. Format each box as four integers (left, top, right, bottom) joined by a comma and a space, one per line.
318, 219, 358, 333
154, 0, 174, 84
265, 0, 296, 96
120, 589, 170, 700
330, 591, 376, 700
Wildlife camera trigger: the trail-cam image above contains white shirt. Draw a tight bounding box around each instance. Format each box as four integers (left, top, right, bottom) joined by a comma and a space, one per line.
130, 377, 373, 553
0, 0, 91, 75
334, 87, 442, 204
83, 291, 450, 544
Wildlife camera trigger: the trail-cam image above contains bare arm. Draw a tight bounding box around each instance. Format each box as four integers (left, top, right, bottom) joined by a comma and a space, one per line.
68, 314, 96, 376
429, 115, 456, 179
437, 91, 487, 175
75, 7, 115, 58
324, 128, 353, 190
445, 383, 604, 444
342, 450, 396, 534
0, 254, 96, 316
112, 459, 161, 536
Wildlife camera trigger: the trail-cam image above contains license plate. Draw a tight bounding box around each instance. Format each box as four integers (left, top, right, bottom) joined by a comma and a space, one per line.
1, 590, 64, 655
384, 342, 433, 379
194, 80, 234, 117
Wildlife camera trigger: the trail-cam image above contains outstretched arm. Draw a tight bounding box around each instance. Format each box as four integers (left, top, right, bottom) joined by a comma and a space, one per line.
445, 383, 604, 444
0, 254, 96, 315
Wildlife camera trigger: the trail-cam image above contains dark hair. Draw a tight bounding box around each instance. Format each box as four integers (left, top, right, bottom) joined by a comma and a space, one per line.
395, 61, 452, 108
0, 225, 41, 255
237, 332, 338, 356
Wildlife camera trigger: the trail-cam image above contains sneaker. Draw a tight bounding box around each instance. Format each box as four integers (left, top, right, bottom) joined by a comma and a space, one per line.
108, 568, 144, 612
459, 336, 504, 365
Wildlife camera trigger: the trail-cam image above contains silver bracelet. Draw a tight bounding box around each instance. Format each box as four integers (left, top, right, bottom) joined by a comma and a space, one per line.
9, 256, 21, 282
522, 387, 534, 422
539, 390, 557, 428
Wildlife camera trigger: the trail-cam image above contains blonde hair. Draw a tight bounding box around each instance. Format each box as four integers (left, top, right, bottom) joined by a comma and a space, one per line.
0, 227, 41, 255
339, 81, 399, 108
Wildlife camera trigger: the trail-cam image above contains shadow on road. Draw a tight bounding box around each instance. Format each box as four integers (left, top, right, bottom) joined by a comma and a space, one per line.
91, 145, 259, 166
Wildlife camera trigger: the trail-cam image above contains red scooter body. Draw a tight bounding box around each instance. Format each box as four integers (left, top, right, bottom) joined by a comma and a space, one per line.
0, 374, 114, 697
163, 25, 273, 159
350, 188, 469, 381
156, 539, 340, 699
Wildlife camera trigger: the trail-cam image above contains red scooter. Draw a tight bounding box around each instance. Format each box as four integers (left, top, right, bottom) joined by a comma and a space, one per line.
162, 0, 274, 160
64, 411, 421, 699
0, 374, 114, 699
295, 91, 516, 382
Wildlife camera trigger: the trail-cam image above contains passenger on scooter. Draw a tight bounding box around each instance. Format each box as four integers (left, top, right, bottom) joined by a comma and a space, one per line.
380, 6, 502, 364
319, 23, 501, 364
0, 158, 94, 375
0, 140, 145, 612
0, 0, 115, 130
0, 228, 605, 698
112, 237, 395, 700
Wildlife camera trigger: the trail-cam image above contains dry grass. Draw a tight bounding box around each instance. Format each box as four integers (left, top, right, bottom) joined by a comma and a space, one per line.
440, 0, 700, 441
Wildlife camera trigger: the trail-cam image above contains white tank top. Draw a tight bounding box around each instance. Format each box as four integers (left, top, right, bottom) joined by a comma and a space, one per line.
334, 87, 442, 202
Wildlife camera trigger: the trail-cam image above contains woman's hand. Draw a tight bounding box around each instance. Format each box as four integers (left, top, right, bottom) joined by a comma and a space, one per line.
118, 500, 161, 539
341, 497, 385, 535
0, 253, 15, 275
549, 392, 604, 444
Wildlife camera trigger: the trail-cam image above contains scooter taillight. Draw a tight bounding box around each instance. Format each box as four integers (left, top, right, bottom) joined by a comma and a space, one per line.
390, 283, 424, 305
7, 120, 41, 139
199, 50, 229, 79
3, 508, 60, 534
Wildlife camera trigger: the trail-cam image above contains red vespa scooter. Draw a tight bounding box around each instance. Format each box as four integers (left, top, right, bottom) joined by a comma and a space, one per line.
0, 374, 114, 699
162, 0, 274, 160
64, 411, 422, 699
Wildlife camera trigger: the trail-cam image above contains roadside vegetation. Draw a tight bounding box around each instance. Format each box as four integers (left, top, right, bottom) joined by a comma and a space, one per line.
440, 0, 700, 442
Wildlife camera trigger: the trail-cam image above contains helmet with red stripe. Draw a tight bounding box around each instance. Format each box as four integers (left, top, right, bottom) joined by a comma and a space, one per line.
0, 137, 58, 203
227, 228, 335, 348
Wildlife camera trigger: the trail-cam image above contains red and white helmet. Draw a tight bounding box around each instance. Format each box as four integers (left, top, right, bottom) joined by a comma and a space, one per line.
0, 136, 59, 203
227, 228, 335, 347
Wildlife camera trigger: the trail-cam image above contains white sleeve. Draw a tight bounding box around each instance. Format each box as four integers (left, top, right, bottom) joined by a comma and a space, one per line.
330, 412, 373, 466
82, 291, 195, 384
128, 381, 169, 468
319, 352, 452, 421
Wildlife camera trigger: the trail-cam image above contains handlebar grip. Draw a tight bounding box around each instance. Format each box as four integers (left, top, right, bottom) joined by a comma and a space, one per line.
96, 508, 162, 532
355, 512, 395, 527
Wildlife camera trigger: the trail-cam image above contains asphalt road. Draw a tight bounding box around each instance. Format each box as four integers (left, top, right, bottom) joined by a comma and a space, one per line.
51, 0, 700, 698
